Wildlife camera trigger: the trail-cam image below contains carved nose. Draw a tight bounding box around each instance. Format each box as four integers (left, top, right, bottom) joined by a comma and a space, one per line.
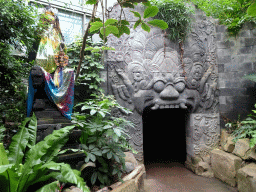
160, 85, 179, 100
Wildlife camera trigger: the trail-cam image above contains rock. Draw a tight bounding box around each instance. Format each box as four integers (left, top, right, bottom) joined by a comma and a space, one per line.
211, 149, 242, 187
237, 163, 256, 192
135, 169, 146, 192
233, 138, 256, 160
96, 187, 110, 192
185, 156, 202, 173
110, 164, 145, 190
111, 179, 137, 192
124, 152, 138, 166
125, 162, 135, 173
63, 187, 83, 192
202, 154, 211, 165
220, 129, 235, 152
196, 161, 214, 178
123, 165, 144, 182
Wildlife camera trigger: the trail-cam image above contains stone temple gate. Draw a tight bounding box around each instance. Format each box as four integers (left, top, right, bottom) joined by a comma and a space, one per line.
103, 4, 220, 164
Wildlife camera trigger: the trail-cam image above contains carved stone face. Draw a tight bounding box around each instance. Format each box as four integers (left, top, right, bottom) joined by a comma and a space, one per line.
131, 72, 200, 114
132, 66, 144, 82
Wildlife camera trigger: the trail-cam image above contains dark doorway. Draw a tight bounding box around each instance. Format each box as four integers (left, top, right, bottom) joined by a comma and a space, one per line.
142, 108, 188, 165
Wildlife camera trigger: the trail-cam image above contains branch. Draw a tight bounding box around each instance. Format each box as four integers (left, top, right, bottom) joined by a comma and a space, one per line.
75, 2, 99, 82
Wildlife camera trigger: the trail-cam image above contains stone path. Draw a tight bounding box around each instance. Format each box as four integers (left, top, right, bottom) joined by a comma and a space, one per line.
144, 162, 238, 192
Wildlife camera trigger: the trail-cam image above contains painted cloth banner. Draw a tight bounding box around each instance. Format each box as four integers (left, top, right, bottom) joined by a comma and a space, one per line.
27, 66, 74, 120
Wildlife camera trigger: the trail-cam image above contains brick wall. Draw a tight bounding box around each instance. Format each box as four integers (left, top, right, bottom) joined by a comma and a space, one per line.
217, 23, 256, 127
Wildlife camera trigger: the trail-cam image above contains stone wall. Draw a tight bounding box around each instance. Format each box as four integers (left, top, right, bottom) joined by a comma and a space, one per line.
100, 3, 256, 165
216, 22, 256, 127
101, 4, 220, 163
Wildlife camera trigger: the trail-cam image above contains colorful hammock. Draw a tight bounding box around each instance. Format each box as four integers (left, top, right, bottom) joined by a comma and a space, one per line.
27, 66, 74, 120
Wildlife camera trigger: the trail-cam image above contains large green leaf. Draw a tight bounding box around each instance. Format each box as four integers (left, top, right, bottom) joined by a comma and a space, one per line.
26, 113, 37, 147
8, 124, 29, 165
130, 11, 141, 18
247, 2, 256, 17
100, 25, 119, 36
35, 181, 59, 192
90, 21, 103, 33
141, 22, 151, 32
0, 164, 14, 173
1, 165, 20, 192
25, 125, 75, 168
85, 0, 97, 5
43, 162, 90, 192
17, 126, 75, 191
0, 143, 8, 165
104, 18, 118, 26
143, 6, 159, 19
147, 19, 168, 30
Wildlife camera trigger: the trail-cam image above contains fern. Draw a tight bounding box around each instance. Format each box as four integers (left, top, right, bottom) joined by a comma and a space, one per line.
230, 104, 256, 148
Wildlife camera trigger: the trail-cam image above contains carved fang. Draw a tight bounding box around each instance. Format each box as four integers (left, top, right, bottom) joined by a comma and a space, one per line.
180, 103, 187, 109
151, 104, 159, 110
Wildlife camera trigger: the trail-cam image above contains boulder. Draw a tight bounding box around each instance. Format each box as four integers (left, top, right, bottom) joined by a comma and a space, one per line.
124, 152, 138, 166
111, 180, 137, 192
124, 152, 138, 173
211, 149, 242, 187
196, 161, 214, 178
233, 138, 256, 160
125, 162, 135, 173
237, 163, 256, 192
220, 129, 235, 152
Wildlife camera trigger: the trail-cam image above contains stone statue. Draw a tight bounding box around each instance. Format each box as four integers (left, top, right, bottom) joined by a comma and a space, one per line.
27, 7, 74, 121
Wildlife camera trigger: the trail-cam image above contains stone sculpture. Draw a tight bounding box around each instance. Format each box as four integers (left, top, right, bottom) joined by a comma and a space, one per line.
105, 4, 220, 162
27, 7, 74, 121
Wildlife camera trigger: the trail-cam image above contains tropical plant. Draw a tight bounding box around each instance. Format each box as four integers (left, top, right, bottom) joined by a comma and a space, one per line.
67, 36, 112, 102
0, 114, 89, 192
225, 104, 256, 148
190, 0, 256, 36
72, 94, 137, 188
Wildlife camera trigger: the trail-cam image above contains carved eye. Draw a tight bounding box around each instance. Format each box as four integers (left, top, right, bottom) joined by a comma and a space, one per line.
153, 81, 165, 93
175, 82, 185, 92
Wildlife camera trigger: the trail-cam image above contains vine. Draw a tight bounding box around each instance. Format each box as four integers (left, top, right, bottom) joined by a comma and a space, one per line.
151, 0, 194, 76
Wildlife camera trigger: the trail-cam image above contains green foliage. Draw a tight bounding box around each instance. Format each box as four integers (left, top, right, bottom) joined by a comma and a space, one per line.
151, 0, 194, 42
67, 36, 108, 101
225, 104, 256, 148
88, 3, 167, 40
0, 0, 38, 124
191, 0, 256, 36
72, 94, 137, 188
130, 5, 168, 32
247, 2, 256, 17
243, 73, 256, 82
0, 114, 89, 192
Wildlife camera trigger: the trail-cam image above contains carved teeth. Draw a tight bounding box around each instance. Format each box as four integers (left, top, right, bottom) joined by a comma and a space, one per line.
152, 103, 187, 110
151, 104, 159, 110
180, 103, 187, 109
